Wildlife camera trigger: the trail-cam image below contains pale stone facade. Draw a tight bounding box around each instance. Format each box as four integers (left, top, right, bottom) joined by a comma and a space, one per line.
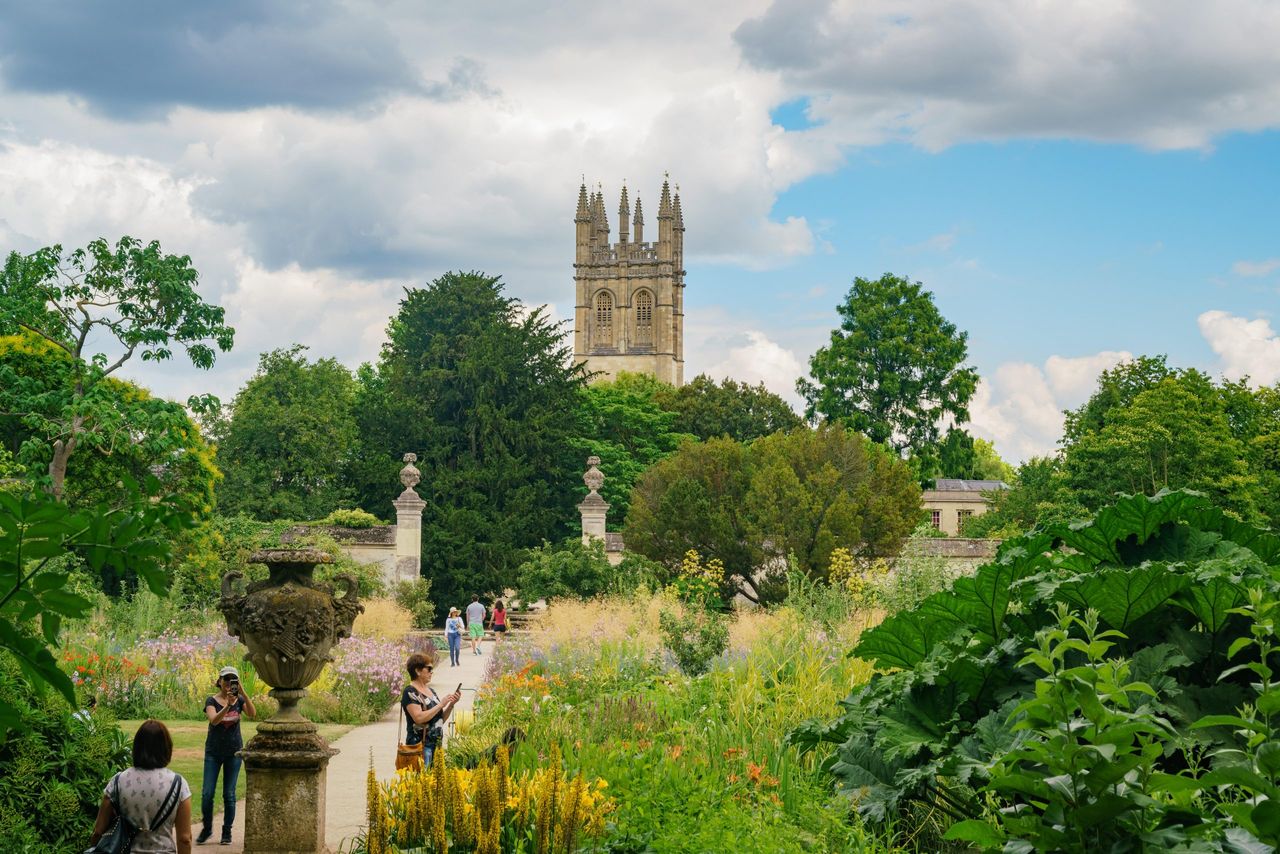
573, 178, 685, 386
921, 478, 1008, 536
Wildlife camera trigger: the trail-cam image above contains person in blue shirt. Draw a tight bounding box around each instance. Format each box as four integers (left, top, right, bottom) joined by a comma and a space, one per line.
444, 607, 465, 666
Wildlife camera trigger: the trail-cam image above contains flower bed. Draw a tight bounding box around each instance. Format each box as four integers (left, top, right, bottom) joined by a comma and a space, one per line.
442, 593, 884, 853
64, 628, 408, 724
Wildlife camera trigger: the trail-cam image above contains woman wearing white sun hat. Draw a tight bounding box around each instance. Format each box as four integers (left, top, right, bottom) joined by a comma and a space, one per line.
197, 665, 256, 845
444, 607, 465, 666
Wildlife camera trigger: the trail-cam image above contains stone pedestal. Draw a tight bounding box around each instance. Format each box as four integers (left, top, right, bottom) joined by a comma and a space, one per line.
392, 453, 426, 584
578, 456, 610, 546
241, 714, 338, 854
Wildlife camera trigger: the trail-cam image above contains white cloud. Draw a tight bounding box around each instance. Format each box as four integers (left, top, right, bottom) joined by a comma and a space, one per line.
969, 350, 1133, 463
1232, 258, 1280, 277
735, 0, 1280, 151
908, 229, 958, 252
1198, 310, 1280, 385
701, 329, 806, 407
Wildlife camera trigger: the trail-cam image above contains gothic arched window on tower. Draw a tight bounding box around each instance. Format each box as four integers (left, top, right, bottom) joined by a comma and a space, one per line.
635, 290, 654, 347
595, 290, 614, 349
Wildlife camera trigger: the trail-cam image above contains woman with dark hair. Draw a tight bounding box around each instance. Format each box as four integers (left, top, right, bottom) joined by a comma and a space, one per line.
89, 719, 192, 853
491, 600, 508, 645
402, 652, 461, 768
198, 665, 256, 845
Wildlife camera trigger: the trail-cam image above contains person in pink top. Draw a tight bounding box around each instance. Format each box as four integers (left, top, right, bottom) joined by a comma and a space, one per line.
492, 600, 508, 645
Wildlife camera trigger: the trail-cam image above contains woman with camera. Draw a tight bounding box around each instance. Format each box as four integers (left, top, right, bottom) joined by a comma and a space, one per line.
198, 666, 256, 845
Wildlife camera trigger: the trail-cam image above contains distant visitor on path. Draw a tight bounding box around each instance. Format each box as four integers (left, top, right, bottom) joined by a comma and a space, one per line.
466, 595, 487, 655
198, 666, 256, 845
88, 719, 192, 854
401, 652, 461, 768
492, 599, 508, 645
445, 606, 465, 666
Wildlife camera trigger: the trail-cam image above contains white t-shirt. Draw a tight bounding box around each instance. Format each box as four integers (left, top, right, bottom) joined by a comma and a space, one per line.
466, 601, 486, 627
106, 767, 191, 854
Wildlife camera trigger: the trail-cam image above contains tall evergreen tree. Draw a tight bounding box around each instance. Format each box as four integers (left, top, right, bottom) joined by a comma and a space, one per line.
350, 272, 588, 609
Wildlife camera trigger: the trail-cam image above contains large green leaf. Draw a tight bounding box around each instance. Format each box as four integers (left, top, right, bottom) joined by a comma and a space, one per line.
1175, 576, 1245, 633
1053, 563, 1190, 630
854, 604, 967, 670
1054, 490, 1210, 566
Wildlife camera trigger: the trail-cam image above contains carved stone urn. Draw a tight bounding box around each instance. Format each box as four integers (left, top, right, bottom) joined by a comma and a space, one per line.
220, 549, 363, 854
220, 548, 364, 722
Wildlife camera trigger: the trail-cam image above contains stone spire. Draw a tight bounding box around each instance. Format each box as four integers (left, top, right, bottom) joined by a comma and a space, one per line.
618, 184, 630, 243
673, 188, 684, 230
575, 181, 590, 222
658, 177, 673, 219
633, 197, 644, 243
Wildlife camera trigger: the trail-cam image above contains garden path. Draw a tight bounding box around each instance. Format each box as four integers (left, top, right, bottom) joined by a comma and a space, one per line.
204, 635, 494, 851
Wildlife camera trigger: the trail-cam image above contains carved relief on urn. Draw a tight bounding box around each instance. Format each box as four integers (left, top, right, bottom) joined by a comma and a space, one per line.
219, 548, 363, 720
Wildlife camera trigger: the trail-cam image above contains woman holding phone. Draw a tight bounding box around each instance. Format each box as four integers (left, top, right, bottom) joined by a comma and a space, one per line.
198, 666, 256, 845
401, 653, 462, 768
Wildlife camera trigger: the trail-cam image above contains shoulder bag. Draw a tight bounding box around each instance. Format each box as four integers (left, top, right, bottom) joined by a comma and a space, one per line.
396, 690, 425, 771
85, 771, 182, 854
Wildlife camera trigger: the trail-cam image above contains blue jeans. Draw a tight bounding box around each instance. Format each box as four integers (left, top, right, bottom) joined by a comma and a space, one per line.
201, 751, 242, 830
447, 632, 462, 665
423, 741, 436, 769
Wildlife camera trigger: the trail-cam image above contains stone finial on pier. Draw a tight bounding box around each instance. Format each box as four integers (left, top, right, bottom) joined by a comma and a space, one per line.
579, 455, 610, 545
393, 452, 426, 583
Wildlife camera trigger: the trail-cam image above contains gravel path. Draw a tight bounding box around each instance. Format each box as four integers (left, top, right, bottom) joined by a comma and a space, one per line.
199, 636, 495, 852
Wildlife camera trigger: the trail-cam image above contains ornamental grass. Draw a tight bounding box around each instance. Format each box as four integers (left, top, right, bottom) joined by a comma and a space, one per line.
364, 744, 612, 853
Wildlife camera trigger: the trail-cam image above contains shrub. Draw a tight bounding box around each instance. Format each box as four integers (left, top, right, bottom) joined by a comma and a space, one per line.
390, 578, 435, 630
658, 606, 729, 676
322, 508, 383, 528
0, 651, 130, 853
353, 598, 413, 641
516, 539, 612, 602
792, 490, 1280, 850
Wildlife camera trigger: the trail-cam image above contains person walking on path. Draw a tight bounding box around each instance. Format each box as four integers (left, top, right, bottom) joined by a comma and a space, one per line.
401, 653, 461, 768
198, 666, 256, 845
89, 719, 193, 854
491, 600, 508, 646
444, 607, 465, 667
465, 595, 487, 656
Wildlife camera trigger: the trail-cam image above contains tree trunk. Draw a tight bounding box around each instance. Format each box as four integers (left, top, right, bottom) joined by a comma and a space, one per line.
48, 433, 77, 500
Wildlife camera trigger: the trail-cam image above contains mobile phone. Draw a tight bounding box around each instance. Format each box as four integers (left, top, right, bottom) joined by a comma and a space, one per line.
455, 683, 463, 694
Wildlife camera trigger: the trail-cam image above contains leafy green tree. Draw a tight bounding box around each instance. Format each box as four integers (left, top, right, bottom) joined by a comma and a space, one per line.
215, 345, 359, 520
349, 272, 588, 611
971, 438, 1016, 483
1066, 373, 1259, 519
0, 332, 219, 527
624, 437, 755, 599
654, 373, 802, 442
798, 274, 978, 457
1060, 355, 1172, 446
0, 238, 234, 498
626, 427, 919, 605
745, 426, 920, 602
572, 372, 691, 521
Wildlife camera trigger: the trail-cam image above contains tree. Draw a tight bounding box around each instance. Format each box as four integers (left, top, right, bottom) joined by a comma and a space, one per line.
0, 333, 219, 593
1065, 373, 1258, 518
744, 426, 920, 602
624, 437, 756, 599
0, 238, 234, 498
349, 272, 588, 611
799, 273, 978, 457
1060, 355, 1171, 446
216, 345, 359, 520
654, 374, 802, 442
572, 372, 691, 522
625, 427, 920, 604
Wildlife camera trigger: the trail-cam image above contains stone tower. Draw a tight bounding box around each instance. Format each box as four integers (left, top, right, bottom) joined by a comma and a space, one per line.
573, 177, 685, 386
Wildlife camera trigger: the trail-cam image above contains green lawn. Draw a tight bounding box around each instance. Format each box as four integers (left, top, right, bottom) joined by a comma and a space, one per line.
118, 719, 353, 804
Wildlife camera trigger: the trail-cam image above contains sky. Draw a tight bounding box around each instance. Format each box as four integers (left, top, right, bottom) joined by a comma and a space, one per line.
1, 0, 1278, 464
